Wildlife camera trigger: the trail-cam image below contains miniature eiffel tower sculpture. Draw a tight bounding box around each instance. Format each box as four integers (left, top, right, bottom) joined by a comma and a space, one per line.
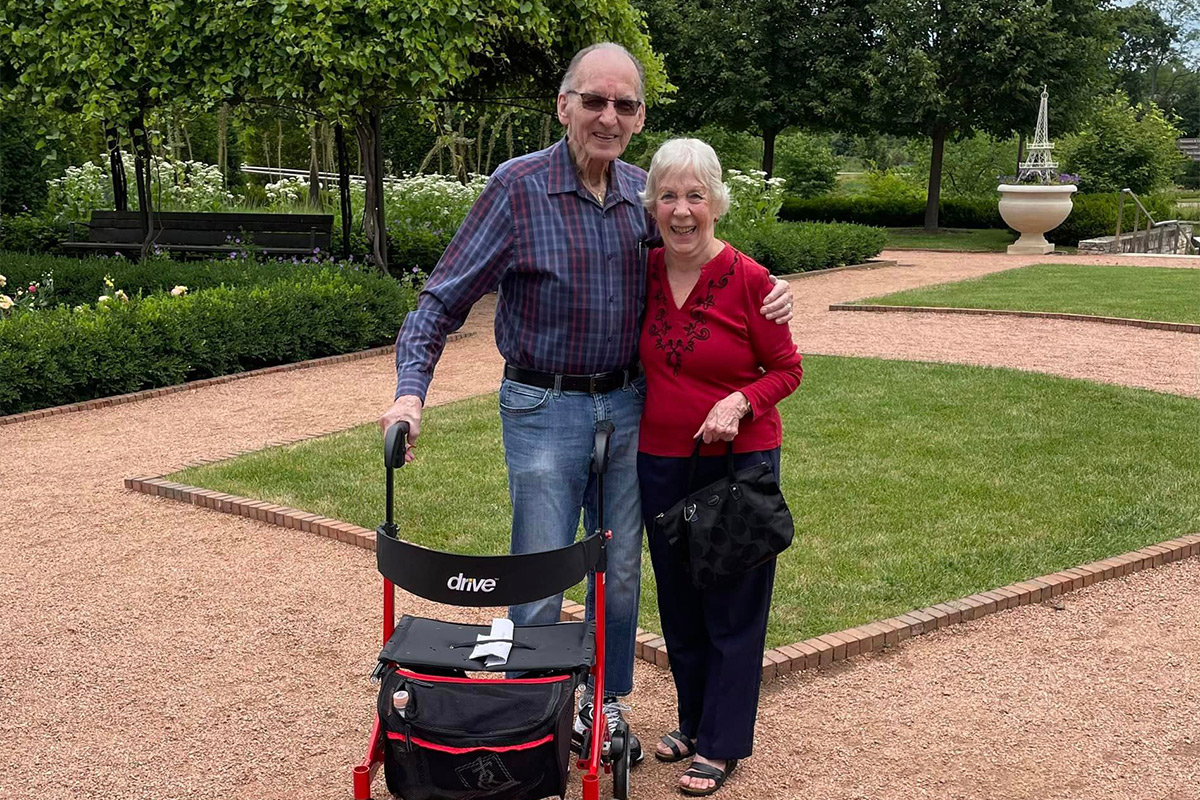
1018, 86, 1058, 181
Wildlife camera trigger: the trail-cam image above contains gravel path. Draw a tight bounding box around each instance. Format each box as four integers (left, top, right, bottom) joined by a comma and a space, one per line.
2, 251, 1198, 800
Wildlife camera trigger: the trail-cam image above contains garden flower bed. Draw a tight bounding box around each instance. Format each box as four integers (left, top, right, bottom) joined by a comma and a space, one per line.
0, 254, 415, 415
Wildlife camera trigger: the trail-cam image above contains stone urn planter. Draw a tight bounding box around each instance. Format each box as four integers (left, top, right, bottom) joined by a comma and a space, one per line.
997, 184, 1078, 254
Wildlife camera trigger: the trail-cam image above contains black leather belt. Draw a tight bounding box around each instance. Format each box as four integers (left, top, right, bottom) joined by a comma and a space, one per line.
504, 363, 638, 394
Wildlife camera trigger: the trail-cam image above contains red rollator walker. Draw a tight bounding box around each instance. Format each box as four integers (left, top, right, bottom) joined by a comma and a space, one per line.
354, 420, 632, 800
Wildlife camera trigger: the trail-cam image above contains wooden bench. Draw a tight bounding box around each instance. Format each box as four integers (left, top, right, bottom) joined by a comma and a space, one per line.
61, 211, 334, 258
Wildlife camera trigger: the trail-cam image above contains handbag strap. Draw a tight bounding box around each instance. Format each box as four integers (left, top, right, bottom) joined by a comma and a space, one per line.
685, 439, 737, 493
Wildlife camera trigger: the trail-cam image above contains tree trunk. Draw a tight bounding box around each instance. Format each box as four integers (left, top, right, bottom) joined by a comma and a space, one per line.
182, 121, 193, 162
335, 123, 352, 259
217, 103, 229, 182
924, 127, 946, 232
104, 123, 128, 211
308, 121, 322, 208
373, 109, 388, 267
322, 122, 335, 177
761, 128, 779, 178
355, 111, 388, 270
130, 111, 155, 258
455, 118, 467, 183
475, 116, 485, 177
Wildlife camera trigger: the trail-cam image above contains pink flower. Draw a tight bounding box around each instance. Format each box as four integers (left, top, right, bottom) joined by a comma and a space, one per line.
28, 285, 37, 294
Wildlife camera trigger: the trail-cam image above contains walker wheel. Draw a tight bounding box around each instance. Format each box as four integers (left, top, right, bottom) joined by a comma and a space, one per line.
610, 723, 630, 800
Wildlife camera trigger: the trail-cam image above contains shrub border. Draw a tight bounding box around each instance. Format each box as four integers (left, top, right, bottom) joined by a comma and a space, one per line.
773, 258, 898, 281
0, 333, 473, 427
828, 303, 1200, 334
123, 465, 1200, 684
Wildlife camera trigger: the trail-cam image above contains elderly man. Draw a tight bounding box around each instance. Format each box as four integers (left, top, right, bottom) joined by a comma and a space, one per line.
380, 42, 793, 766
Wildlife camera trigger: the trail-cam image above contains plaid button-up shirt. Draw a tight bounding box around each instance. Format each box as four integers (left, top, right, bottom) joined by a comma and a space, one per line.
395, 138, 653, 401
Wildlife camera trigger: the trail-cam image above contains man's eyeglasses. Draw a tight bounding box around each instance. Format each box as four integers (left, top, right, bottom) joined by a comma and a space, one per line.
567, 91, 643, 117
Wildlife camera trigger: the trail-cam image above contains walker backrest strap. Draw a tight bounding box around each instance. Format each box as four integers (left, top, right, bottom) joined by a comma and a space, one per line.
376, 530, 604, 607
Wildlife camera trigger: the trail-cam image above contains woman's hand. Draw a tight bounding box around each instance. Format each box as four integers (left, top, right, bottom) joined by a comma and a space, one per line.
694, 392, 751, 443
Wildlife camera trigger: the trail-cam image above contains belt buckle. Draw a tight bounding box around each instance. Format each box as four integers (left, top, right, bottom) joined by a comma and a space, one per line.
587, 375, 600, 394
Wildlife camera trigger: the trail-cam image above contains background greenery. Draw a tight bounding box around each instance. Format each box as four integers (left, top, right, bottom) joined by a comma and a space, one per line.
172, 356, 1200, 648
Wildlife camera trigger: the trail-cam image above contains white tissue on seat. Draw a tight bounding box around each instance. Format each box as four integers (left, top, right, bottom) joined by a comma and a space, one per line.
469, 617, 515, 667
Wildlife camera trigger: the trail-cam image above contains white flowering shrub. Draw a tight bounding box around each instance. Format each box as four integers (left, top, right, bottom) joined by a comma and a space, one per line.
46, 154, 239, 220
149, 159, 236, 211
265, 176, 311, 208
47, 160, 115, 222
719, 169, 788, 232
383, 173, 488, 236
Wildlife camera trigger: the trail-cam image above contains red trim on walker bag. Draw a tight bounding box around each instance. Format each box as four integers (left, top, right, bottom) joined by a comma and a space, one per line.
393, 667, 572, 685
386, 731, 556, 754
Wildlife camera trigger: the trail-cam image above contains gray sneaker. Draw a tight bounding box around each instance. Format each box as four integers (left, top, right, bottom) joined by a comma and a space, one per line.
571, 694, 643, 765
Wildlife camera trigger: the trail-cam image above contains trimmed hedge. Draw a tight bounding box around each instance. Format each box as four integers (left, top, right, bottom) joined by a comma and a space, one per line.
0, 214, 66, 253
0, 268, 414, 415
0, 252, 369, 308
779, 196, 1003, 228
723, 221, 887, 275
779, 192, 1176, 245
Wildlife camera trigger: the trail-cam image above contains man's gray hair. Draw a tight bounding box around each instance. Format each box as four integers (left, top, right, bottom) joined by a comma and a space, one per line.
559, 42, 645, 101
640, 138, 731, 217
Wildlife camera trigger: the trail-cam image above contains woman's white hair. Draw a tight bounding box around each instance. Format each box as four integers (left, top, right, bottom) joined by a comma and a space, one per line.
639, 138, 730, 217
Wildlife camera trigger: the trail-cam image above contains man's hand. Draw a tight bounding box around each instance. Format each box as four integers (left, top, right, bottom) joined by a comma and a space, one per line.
760, 275, 794, 324
694, 392, 751, 444
379, 395, 423, 463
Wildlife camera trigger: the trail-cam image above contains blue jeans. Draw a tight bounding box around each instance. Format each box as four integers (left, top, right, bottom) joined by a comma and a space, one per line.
499, 375, 645, 696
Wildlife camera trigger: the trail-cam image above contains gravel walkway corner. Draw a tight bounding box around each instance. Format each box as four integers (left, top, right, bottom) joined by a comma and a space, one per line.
2, 251, 1197, 800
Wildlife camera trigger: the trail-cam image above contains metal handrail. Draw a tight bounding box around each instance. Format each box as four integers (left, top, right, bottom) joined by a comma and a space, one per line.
1114, 189, 1197, 255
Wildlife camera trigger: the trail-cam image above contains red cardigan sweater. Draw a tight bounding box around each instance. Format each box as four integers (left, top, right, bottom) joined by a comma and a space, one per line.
638, 243, 803, 457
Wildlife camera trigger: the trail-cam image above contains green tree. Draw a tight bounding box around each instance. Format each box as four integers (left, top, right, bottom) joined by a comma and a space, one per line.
908, 132, 1021, 198
637, 0, 875, 176
1110, 2, 1181, 104
773, 132, 839, 198
1, 0, 241, 243
621, 124, 762, 172
1058, 92, 1187, 193
1156, 65, 1199, 136
241, 0, 668, 267
866, 0, 1114, 230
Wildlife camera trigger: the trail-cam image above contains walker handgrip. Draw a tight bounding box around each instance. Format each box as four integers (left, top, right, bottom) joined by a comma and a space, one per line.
592, 421, 614, 476
384, 422, 410, 470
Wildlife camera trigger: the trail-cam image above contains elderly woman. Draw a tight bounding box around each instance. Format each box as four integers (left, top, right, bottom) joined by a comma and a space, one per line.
636, 139, 803, 796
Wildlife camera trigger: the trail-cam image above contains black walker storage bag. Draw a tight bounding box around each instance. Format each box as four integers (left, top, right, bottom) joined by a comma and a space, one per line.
378, 665, 577, 800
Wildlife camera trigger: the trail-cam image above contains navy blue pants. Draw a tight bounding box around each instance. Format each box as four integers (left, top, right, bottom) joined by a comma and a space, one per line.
637, 448, 780, 761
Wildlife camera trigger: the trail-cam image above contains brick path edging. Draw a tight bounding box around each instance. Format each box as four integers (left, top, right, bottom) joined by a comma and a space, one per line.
0, 332, 474, 428
829, 303, 1200, 334
125, 472, 1200, 685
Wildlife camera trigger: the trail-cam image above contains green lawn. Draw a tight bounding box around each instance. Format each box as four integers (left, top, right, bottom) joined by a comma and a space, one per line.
885, 227, 1016, 252
854, 263, 1200, 324
173, 356, 1200, 648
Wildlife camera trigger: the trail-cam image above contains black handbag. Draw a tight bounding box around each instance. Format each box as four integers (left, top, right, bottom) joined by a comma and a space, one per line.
654, 442, 794, 589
